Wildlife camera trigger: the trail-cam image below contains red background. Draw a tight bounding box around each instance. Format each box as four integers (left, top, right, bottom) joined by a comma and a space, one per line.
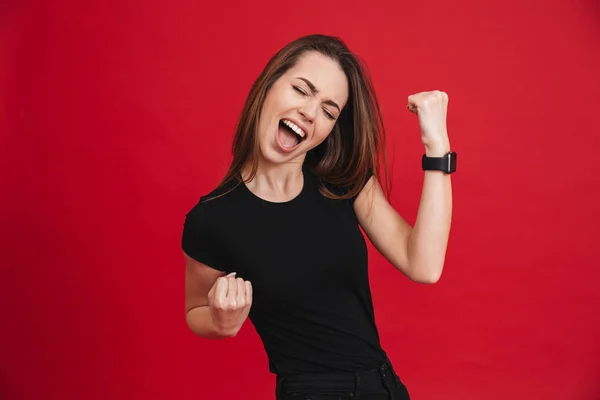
1, 0, 599, 399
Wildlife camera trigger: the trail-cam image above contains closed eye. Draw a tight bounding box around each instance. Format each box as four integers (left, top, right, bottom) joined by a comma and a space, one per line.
292, 85, 307, 96
294, 85, 335, 120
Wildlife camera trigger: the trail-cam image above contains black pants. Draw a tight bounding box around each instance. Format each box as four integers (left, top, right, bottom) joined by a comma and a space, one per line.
275, 358, 410, 400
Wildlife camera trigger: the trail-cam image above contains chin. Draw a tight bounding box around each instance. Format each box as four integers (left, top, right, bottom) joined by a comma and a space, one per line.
258, 141, 306, 166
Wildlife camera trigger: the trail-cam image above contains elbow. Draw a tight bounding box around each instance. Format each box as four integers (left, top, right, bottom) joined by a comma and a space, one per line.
405, 240, 446, 284
414, 273, 441, 284
407, 263, 443, 284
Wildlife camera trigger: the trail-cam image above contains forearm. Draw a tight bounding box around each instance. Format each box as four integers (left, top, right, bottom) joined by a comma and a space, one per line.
186, 306, 236, 339
407, 140, 453, 283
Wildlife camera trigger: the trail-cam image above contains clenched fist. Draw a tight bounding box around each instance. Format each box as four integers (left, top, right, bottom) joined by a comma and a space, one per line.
407, 90, 450, 155
208, 272, 252, 337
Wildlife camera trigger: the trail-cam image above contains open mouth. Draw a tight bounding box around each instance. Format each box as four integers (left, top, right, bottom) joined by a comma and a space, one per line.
277, 119, 306, 149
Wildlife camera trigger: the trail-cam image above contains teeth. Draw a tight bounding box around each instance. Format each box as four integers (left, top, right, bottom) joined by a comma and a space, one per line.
282, 119, 305, 138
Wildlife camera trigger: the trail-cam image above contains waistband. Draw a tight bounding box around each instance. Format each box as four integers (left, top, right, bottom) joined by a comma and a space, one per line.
276, 357, 401, 396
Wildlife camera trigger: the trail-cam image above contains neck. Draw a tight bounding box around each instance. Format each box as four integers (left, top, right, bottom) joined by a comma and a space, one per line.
241, 155, 306, 202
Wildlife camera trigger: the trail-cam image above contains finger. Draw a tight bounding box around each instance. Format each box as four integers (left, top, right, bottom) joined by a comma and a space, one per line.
224, 272, 236, 298
408, 93, 423, 104
227, 276, 238, 307
245, 281, 253, 307
213, 277, 229, 308
236, 278, 246, 307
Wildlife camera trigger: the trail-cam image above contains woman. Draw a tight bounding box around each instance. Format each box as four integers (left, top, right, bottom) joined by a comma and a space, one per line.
182, 34, 454, 399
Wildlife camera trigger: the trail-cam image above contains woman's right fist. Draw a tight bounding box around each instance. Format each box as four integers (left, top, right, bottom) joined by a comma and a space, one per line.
207, 272, 252, 337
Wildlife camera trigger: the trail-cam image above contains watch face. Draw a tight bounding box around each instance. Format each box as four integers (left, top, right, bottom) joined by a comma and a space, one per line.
422, 152, 457, 173
447, 152, 457, 173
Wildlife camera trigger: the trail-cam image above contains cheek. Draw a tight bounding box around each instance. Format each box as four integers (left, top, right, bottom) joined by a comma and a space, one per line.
257, 98, 277, 137
257, 86, 287, 133
311, 124, 335, 146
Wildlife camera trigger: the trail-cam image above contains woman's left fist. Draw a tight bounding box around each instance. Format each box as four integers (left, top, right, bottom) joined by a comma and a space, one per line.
407, 90, 449, 150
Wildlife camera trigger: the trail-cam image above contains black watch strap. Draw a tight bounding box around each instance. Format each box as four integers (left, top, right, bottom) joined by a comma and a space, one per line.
422, 152, 457, 174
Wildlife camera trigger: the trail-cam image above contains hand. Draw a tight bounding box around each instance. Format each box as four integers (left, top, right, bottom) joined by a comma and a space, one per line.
207, 272, 253, 337
407, 90, 450, 155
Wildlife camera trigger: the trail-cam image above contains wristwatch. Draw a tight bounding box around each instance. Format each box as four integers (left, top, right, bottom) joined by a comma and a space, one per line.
422, 151, 457, 174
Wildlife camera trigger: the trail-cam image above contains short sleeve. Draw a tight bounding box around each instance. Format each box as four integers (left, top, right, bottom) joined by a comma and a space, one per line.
181, 202, 229, 272
350, 169, 374, 204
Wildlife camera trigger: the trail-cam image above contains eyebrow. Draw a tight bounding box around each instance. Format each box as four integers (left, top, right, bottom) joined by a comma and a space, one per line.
296, 77, 341, 112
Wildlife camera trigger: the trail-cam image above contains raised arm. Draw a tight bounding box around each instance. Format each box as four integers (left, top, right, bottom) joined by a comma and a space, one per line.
354, 90, 453, 284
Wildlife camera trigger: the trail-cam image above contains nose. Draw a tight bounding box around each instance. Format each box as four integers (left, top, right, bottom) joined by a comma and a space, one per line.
298, 100, 318, 123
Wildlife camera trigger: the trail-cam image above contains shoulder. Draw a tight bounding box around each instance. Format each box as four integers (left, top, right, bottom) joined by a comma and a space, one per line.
304, 152, 375, 202
182, 180, 242, 272
184, 178, 242, 224
314, 169, 374, 203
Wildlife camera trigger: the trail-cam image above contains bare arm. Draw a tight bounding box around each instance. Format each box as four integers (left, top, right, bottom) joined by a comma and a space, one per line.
184, 252, 228, 338
355, 156, 452, 284
184, 252, 252, 338
355, 90, 453, 284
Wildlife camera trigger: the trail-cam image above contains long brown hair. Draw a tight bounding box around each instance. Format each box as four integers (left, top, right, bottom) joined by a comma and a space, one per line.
219, 34, 390, 200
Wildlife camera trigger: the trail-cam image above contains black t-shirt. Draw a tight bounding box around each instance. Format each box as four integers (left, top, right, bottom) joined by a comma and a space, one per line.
181, 162, 387, 376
